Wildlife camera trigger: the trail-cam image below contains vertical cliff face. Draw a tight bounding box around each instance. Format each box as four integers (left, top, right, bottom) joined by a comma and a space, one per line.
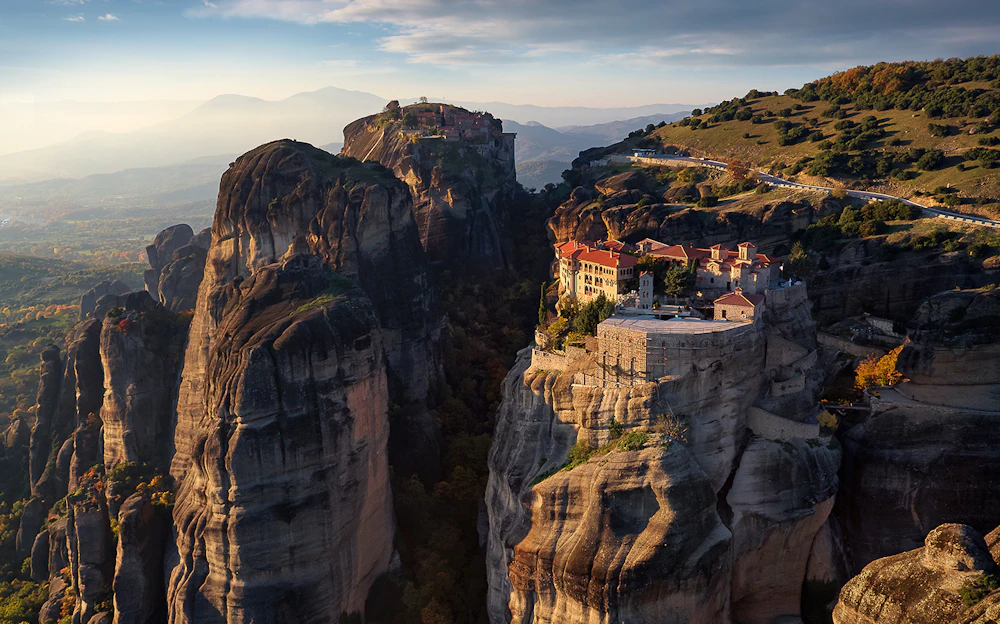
167, 254, 394, 623
99, 291, 187, 473
167, 140, 442, 623
341, 105, 516, 269
486, 285, 839, 623
836, 287, 1000, 571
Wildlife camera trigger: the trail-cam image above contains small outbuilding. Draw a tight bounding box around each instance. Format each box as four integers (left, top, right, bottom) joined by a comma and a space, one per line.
713, 288, 764, 322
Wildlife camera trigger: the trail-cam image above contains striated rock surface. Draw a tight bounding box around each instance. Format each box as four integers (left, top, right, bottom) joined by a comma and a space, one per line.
113, 494, 170, 624
144, 224, 211, 313
486, 284, 838, 623
166, 140, 440, 623
832, 523, 1000, 624
29, 346, 66, 497
341, 104, 517, 269
67, 502, 116, 624
99, 291, 186, 473
167, 254, 394, 623
836, 287, 1000, 571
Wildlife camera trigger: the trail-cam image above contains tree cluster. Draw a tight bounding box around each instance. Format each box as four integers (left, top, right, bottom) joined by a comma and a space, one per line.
786, 55, 1000, 120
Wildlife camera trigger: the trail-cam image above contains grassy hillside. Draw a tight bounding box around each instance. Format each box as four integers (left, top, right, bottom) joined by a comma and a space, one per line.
0, 253, 143, 311
638, 56, 1000, 219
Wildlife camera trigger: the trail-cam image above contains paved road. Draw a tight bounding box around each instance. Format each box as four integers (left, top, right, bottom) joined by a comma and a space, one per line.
633, 154, 1000, 229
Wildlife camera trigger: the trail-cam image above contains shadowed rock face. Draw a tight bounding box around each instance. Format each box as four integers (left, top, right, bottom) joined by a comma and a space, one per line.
167, 140, 439, 624
99, 291, 187, 474
832, 523, 1000, 624
836, 287, 1000, 572
342, 106, 516, 270
113, 494, 171, 624
145, 225, 211, 313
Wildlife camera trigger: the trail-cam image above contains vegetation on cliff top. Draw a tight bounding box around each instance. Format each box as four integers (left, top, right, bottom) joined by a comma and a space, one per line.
613, 56, 1000, 219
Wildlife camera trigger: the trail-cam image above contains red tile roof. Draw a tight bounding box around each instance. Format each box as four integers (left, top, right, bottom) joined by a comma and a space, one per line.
714, 289, 765, 307
556, 240, 638, 269
578, 248, 638, 269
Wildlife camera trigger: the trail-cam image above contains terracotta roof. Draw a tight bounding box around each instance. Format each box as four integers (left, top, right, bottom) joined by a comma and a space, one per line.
556, 240, 638, 269
578, 248, 638, 269
603, 240, 632, 252
714, 289, 765, 307
737, 241, 756, 248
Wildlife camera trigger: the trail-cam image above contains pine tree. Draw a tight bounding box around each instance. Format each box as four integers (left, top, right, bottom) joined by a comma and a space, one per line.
538, 283, 547, 327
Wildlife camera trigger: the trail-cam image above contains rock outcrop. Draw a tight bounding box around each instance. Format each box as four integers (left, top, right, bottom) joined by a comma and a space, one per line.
81, 280, 132, 321
833, 523, 1000, 624
113, 494, 170, 624
341, 104, 517, 269
836, 287, 1000, 571
548, 187, 840, 254
144, 224, 211, 313
486, 284, 839, 623
167, 140, 443, 623
99, 291, 186, 473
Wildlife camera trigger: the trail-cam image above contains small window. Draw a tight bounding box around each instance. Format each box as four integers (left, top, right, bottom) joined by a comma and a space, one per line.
721, 309, 727, 319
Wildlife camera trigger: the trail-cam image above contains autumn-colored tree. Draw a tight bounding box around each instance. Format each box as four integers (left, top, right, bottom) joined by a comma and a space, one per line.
855, 345, 905, 390
729, 160, 749, 181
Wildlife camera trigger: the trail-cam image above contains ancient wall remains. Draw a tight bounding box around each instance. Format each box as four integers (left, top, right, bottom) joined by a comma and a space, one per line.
747, 407, 820, 440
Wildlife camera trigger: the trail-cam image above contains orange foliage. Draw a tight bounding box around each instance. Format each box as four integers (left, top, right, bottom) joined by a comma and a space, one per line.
855, 345, 905, 390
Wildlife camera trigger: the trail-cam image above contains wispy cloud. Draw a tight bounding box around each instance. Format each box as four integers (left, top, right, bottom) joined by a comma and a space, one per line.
97, 13, 120, 21
63, 15, 86, 21
188, 0, 1000, 69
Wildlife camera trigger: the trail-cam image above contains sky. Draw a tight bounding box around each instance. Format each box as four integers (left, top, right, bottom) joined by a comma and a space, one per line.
3, 0, 1000, 108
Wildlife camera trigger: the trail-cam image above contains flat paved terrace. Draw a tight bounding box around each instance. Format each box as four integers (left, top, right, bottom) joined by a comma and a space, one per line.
600, 316, 749, 335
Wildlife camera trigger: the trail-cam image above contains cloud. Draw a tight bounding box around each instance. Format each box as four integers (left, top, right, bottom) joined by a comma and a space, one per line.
189, 0, 1000, 69
63, 15, 86, 21
98, 13, 120, 21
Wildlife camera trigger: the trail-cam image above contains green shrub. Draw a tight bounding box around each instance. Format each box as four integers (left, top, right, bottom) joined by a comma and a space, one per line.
969, 242, 991, 258
564, 440, 595, 470
958, 574, 999, 607
608, 418, 623, 440
572, 294, 614, 336
617, 431, 648, 451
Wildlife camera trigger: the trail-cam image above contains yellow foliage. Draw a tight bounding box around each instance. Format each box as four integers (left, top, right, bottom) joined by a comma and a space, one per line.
855, 345, 904, 390
817, 410, 839, 431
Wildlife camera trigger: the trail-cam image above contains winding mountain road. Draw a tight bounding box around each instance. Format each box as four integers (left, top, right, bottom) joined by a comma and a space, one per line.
631, 154, 1000, 229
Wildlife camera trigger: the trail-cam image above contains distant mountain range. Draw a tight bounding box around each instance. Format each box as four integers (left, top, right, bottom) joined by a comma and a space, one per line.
0, 87, 703, 200
0, 86, 703, 183
506, 112, 690, 187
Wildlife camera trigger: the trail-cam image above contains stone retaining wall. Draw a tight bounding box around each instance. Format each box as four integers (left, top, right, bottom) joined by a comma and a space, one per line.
771, 373, 806, 398
816, 332, 886, 358
747, 407, 820, 440
529, 349, 569, 372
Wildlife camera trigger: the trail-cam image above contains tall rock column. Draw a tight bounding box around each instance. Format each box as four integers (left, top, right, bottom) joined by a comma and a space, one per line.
167, 140, 441, 623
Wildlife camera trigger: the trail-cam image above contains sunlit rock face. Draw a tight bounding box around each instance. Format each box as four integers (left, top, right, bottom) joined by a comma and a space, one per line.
166, 140, 444, 623
486, 284, 839, 623
833, 523, 1000, 624
342, 105, 517, 270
